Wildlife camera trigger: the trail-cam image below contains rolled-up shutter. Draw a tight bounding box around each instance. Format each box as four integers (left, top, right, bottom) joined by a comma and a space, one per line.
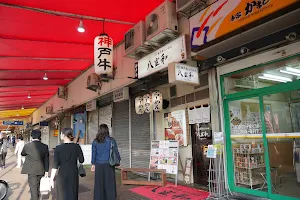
99, 104, 112, 136
131, 96, 151, 169
112, 100, 130, 168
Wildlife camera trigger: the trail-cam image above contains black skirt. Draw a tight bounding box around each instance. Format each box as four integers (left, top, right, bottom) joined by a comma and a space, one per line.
94, 163, 117, 200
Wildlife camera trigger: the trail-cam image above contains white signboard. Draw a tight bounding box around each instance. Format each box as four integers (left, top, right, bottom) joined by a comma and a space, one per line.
94, 34, 113, 75
113, 87, 129, 102
150, 140, 179, 175
138, 35, 188, 79
86, 100, 97, 111
175, 64, 199, 84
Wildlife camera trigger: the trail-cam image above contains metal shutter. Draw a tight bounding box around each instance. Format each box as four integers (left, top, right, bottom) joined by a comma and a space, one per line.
87, 110, 98, 144
131, 97, 151, 169
99, 104, 112, 136
112, 100, 130, 168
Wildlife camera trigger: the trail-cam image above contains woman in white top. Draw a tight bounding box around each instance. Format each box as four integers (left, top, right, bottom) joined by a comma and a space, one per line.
14, 136, 25, 168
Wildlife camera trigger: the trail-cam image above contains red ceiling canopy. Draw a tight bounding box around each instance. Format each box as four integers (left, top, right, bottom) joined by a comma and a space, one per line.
0, 0, 165, 112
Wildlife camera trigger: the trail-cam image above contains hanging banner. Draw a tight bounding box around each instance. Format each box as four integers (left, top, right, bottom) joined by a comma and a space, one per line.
152, 91, 163, 112
164, 110, 188, 146
137, 35, 188, 79
143, 94, 152, 113
190, 0, 297, 52
135, 96, 145, 115
94, 34, 113, 75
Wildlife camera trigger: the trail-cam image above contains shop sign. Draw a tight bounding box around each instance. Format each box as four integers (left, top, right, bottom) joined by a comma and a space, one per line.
94, 34, 113, 75
3, 121, 23, 126
168, 63, 199, 85
137, 35, 187, 79
53, 129, 59, 137
113, 87, 129, 102
39, 121, 48, 126
190, 0, 297, 52
86, 100, 97, 112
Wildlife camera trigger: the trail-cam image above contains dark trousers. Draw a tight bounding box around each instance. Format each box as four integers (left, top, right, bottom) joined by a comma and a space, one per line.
0, 152, 7, 167
28, 174, 43, 200
94, 163, 116, 200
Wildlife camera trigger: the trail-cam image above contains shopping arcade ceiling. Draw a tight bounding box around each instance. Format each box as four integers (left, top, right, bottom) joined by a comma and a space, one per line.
0, 0, 165, 120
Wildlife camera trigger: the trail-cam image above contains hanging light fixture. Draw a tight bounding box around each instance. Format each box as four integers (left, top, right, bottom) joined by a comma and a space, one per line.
27, 94, 31, 99
77, 19, 85, 33
17, 112, 19, 117
21, 105, 24, 110
43, 72, 48, 80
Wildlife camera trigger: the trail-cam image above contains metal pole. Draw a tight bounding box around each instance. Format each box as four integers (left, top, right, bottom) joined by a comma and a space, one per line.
128, 98, 132, 168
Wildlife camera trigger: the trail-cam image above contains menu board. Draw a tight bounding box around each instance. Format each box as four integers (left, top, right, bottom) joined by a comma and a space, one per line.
150, 140, 179, 175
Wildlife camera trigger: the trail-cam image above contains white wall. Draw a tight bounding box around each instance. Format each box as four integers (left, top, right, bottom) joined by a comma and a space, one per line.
32, 43, 136, 124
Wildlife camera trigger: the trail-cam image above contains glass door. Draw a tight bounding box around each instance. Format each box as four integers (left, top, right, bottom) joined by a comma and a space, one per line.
262, 90, 300, 199
225, 96, 268, 197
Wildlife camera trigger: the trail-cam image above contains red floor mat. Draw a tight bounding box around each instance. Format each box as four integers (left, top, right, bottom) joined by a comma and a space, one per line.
130, 184, 209, 200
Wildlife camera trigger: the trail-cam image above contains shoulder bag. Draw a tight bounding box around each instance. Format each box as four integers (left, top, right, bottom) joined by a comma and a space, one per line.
109, 138, 120, 167
78, 164, 86, 177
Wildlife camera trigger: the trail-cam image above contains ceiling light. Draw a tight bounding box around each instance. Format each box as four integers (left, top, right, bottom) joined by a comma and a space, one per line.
17, 112, 19, 116
286, 67, 300, 74
43, 73, 48, 80
280, 69, 300, 76
27, 94, 31, 99
258, 76, 287, 83
21, 105, 24, 110
77, 20, 85, 33
263, 73, 292, 82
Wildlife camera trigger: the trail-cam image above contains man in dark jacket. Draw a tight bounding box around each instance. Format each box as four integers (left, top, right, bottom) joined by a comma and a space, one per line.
21, 130, 49, 200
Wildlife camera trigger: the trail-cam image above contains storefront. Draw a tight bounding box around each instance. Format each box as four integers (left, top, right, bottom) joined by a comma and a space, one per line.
218, 41, 300, 200
71, 106, 86, 144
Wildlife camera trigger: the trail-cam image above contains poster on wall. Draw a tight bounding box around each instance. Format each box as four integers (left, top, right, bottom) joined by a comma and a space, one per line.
164, 110, 188, 146
73, 111, 86, 144
150, 140, 179, 175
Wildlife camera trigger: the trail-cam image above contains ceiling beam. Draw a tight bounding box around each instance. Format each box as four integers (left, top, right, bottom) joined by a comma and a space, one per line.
0, 56, 92, 61
0, 94, 54, 98
0, 98, 50, 103
0, 37, 93, 46
0, 70, 82, 72
0, 78, 72, 81
0, 85, 62, 88
0, 3, 134, 25
0, 90, 57, 94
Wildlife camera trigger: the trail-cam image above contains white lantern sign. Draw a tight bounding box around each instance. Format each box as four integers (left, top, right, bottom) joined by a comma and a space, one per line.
143, 94, 152, 113
152, 91, 163, 112
94, 34, 113, 75
135, 96, 145, 115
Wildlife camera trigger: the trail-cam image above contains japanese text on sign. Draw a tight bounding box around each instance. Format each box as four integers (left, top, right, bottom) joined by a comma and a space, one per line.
94, 35, 113, 75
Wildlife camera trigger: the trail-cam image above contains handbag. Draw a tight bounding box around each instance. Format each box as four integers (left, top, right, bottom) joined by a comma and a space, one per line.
39, 176, 50, 195
109, 138, 120, 167
78, 164, 86, 177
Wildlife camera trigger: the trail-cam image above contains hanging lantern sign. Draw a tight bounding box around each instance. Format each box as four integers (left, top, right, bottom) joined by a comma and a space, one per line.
152, 91, 163, 112
143, 94, 152, 113
135, 96, 145, 115
94, 34, 113, 75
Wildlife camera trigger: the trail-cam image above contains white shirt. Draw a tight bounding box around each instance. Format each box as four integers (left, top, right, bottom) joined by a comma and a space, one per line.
14, 141, 25, 156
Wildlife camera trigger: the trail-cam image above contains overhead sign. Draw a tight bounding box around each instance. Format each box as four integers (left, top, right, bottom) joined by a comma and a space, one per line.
113, 87, 129, 102
168, 63, 199, 85
3, 121, 23, 126
86, 100, 97, 112
137, 35, 188, 79
39, 121, 49, 126
190, 0, 297, 52
94, 34, 113, 75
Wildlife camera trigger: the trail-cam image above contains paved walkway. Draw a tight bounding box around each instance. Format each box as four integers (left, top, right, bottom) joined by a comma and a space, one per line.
0, 148, 148, 200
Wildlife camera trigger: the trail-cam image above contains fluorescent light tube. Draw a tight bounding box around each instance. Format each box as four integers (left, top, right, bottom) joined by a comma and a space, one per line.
258, 76, 287, 83
286, 67, 300, 74
280, 69, 300, 76
263, 73, 292, 82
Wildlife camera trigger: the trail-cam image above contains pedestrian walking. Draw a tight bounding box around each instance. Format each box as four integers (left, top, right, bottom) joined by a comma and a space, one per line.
91, 124, 121, 200
49, 128, 84, 200
0, 133, 9, 169
14, 136, 25, 168
12, 136, 16, 147
21, 130, 49, 200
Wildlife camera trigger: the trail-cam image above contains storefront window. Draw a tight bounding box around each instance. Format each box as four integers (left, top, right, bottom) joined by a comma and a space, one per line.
224, 57, 300, 95
263, 91, 300, 198
228, 98, 266, 189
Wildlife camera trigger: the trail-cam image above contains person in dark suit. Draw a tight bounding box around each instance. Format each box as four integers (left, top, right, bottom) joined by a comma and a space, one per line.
21, 130, 49, 200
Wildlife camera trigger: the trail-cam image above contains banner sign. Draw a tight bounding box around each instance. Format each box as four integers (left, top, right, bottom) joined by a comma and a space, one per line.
137, 35, 187, 79
190, 0, 297, 52
3, 121, 23, 126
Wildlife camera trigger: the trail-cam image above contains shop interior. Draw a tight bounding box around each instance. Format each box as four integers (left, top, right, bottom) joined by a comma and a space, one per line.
224, 56, 300, 199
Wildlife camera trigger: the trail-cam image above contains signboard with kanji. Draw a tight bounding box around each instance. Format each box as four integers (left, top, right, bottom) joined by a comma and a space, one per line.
94, 34, 113, 75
